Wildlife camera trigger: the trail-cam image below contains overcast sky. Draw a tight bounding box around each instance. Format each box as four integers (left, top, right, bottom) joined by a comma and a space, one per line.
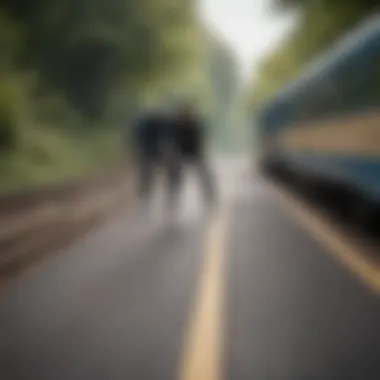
198, 0, 295, 80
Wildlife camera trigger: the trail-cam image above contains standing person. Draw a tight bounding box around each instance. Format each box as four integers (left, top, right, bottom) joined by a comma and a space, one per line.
170, 103, 216, 208
133, 106, 168, 202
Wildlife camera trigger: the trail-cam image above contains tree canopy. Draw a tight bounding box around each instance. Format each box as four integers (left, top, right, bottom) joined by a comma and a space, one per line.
247, 0, 378, 112
0, 0, 240, 190
0, 0, 203, 118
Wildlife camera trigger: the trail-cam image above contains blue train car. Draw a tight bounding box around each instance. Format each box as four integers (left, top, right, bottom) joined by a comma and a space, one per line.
258, 15, 380, 221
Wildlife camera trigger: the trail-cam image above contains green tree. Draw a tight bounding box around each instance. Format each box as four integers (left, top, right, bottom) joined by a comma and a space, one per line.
248, 0, 378, 112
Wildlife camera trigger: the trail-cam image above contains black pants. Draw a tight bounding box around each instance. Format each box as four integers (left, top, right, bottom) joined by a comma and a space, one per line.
137, 149, 181, 205
167, 152, 215, 205
137, 153, 160, 199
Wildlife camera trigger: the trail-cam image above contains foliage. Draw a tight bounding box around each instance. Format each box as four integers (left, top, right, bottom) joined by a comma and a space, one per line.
0, 0, 242, 191
248, 0, 378, 112
0, 0, 202, 119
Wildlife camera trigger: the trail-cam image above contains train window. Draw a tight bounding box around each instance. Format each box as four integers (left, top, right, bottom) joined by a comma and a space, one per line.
334, 63, 353, 115
353, 48, 375, 112
370, 47, 380, 107
298, 91, 315, 124
339, 57, 364, 114
312, 75, 337, 119
326, 76, 338, 117
306, 83, 320, 121
338, 64, 353, 113
310, 83, 323, 119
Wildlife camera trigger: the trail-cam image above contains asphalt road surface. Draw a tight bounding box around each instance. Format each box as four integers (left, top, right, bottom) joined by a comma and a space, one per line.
1, 156, 380, 380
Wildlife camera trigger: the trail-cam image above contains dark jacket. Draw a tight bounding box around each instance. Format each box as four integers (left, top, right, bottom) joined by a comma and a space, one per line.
134, 112, 168, 158
173, 117, 204, 159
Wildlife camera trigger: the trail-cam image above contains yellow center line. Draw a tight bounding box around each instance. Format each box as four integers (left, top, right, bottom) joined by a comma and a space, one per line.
270, 182, 380, 295
178, 209, 226, 380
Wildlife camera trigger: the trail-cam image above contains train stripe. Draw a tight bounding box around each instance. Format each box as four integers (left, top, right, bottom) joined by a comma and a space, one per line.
278, 111, 380, 156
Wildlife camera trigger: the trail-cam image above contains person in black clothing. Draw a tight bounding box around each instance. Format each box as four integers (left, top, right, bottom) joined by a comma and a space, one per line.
133, 107, 169, 200
169, 103, 216, 207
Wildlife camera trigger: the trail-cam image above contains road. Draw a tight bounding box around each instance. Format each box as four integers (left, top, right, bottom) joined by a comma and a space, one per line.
1, 156, 380, 379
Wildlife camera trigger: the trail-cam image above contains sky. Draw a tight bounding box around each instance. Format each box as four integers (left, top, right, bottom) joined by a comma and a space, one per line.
198, 0, 296, 81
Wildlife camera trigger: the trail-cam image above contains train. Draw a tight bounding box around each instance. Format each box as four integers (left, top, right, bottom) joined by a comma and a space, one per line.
258, 15, 380, 225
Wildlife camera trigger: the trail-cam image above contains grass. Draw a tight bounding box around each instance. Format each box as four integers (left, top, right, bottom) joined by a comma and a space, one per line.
0, 126, 124, 195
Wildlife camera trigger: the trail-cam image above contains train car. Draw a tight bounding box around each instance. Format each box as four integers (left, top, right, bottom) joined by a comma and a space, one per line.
258, 15, 380, 224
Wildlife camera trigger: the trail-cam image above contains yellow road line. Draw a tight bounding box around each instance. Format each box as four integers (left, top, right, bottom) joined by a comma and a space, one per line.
270, 183, 380, 295
178, 210, 226, 380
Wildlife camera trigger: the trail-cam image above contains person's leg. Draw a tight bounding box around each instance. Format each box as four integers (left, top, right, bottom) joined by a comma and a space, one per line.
193, 156, 216, 206
138, 154, 155, 200
165, 150, 183, 215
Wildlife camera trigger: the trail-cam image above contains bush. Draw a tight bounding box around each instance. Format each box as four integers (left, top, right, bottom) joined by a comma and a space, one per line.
0, 73, 25, 152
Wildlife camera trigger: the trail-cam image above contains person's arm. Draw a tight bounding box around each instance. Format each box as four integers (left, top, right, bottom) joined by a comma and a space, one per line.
197, 118, 208, 155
